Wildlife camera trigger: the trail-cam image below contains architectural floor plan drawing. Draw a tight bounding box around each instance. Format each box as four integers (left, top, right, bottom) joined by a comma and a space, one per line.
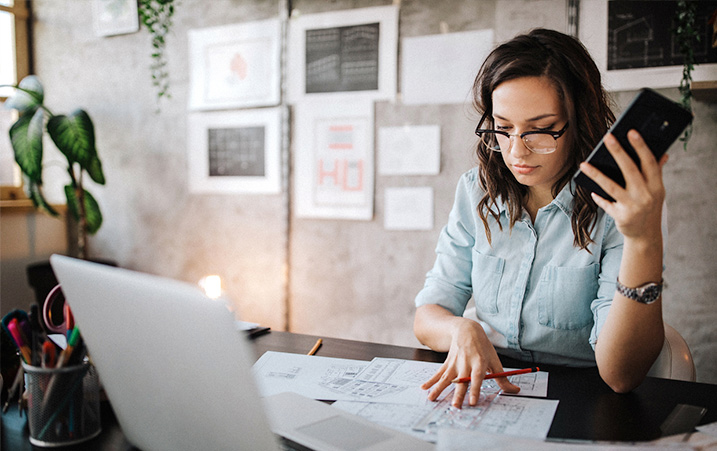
253, 352, 558, 442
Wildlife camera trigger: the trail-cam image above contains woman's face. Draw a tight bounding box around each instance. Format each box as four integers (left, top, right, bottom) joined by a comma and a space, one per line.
491, 76, 570, 198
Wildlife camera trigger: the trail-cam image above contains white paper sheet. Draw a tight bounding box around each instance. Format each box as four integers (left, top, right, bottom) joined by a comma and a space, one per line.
360, 358, 548, 398
401, 29, 493, 105
384, 187, 434, 231
334, 392, 558, 443
252, 351, 369, 400
378, 125, 441, 175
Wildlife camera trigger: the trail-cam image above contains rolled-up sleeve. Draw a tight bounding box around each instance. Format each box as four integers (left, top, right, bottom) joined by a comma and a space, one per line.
589, 215, 623, 348
415, 171, 478, 317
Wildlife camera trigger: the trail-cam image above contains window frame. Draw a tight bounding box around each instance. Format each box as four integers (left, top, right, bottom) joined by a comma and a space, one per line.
1, 0, 32, 204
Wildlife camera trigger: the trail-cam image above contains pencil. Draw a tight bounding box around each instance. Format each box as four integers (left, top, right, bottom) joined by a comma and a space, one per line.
452, 367, 539, 383
307, 338, 322, 356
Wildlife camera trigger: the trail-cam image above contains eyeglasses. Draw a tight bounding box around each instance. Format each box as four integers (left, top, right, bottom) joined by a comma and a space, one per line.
475, 121, 569, 154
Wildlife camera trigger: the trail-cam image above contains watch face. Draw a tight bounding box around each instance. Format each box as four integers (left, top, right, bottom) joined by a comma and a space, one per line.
642, 285, 661, 304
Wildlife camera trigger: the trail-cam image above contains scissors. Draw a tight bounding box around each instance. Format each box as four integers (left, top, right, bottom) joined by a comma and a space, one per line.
42, 284, 74, 335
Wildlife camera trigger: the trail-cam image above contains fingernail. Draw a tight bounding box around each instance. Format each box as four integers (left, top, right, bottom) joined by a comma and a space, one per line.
605, 134, 616, 145
470, 395, 477, 405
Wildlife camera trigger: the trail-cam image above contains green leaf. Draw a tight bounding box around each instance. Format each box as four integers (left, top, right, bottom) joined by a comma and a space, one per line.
4, 75, 44, 114
83, 190, 103, 234
48, 109, 97, 170
86, 156, 106, 185
64, 184, 80, 221
9, 108, 44, 183
28, 182, 60, 217
64, 185, 103, 234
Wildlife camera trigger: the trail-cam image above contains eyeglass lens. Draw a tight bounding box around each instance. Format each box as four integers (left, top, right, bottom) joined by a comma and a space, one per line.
480, 132, 557, 154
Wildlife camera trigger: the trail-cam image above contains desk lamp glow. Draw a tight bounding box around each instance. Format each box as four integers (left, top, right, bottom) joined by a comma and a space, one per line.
199, 275, 223, 300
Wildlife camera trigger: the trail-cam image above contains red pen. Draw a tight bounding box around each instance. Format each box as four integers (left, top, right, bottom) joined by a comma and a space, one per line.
452, 367, 540, 383
42, 340, 57, 368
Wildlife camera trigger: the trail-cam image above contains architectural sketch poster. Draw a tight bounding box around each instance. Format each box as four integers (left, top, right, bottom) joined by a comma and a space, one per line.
187, 108, 282, 194
606, 1, 717, 71
579, 0, 717, 91
287, 5, 398, 102
188, 19, 281, 110
294, 100, 374, 220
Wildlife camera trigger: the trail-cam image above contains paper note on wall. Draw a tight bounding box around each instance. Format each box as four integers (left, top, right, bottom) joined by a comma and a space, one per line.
384, 187, 434, 231
401, 29, 494, 105
378, 125, 440, 175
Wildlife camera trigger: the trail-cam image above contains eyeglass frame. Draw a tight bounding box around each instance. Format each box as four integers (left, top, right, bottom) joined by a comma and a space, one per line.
474, 114, 570, 154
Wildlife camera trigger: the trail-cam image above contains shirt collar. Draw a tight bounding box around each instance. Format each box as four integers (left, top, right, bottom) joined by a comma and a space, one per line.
494, 181, 576, 218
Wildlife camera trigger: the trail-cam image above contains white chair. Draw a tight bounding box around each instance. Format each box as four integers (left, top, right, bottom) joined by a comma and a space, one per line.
646, 323, 696, 381
463, 307, 696, 381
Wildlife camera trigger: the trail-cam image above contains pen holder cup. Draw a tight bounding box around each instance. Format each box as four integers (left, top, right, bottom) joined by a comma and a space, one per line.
22, 362, 101, 447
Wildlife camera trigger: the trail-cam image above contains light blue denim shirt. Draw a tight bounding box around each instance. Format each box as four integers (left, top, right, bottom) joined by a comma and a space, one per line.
415, 167, 624, 367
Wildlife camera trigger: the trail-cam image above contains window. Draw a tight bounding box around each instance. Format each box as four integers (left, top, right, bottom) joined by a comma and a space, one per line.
1, 0, 31, 202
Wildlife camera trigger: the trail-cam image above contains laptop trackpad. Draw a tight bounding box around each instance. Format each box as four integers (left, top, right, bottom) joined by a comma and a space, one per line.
297, 416, 392, 451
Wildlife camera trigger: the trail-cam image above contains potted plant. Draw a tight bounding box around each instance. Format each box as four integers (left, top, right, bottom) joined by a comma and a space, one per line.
2, 75, 105, 260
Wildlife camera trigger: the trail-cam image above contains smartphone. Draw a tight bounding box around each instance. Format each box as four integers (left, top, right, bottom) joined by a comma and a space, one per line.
572, 88, 693, 201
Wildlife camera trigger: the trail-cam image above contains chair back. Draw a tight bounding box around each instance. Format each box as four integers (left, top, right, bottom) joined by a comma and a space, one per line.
646, 323, 697, 381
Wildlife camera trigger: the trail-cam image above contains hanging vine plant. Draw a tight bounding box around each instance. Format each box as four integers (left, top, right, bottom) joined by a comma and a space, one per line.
138, 0, 176, 104
673, 0, 699, 149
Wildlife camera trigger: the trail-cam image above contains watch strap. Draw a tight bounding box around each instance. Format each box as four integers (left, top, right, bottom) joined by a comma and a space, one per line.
616, 278, 663, 304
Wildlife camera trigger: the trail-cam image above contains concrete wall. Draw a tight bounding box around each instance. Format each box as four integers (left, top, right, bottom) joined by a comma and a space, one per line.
3, 0, 715, 383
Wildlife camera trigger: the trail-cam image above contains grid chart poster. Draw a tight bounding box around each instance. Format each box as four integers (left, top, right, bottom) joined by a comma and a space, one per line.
208, 126, 264, 177
187, 108, 282, 194
305, 23, 379, 94
287, 5, 398, 102
295, 100, 374, 220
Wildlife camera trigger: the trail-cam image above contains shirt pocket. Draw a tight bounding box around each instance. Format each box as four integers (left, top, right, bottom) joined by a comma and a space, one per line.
471, 250, 505, 315
537, 264, 599, 330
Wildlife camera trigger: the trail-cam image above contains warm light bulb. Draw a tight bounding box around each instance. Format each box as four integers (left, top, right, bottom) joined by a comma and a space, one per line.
199, 275, 223, 299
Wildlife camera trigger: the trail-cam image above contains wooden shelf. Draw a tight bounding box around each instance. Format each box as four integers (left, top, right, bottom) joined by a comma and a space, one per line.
692, 81, 717, 102
0, 199, 65, 213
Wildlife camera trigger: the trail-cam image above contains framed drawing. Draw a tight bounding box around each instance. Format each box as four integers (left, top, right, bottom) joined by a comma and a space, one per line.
294, 99, 374, 220
188, 19, 281, 110
579, 0, 717, 91
92, 0, 139, 37
287, 5, 398, 102
187, 108, 282, 194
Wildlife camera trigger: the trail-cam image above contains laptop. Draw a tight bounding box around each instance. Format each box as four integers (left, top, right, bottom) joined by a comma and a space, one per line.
49, 254, 432, 451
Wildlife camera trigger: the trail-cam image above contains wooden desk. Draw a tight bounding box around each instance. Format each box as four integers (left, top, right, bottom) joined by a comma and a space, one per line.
3, 331, 716, 449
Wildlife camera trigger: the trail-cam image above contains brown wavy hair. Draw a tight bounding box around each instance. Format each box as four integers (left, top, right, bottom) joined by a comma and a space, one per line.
472, 28, 615, 250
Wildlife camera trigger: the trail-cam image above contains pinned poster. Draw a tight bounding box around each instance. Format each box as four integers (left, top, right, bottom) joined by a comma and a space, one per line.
287, 5, 399, 103
188, 19, 281, 110
294, 100, 374, 220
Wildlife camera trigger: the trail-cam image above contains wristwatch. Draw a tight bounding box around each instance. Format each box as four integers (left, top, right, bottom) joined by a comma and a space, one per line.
616, 278, 663, 304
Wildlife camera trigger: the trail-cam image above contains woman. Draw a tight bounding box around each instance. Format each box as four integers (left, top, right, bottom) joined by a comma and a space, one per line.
413, 28, 666, 408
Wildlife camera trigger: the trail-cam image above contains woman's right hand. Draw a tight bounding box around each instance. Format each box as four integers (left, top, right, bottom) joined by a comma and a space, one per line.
419, 316, 520, 407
